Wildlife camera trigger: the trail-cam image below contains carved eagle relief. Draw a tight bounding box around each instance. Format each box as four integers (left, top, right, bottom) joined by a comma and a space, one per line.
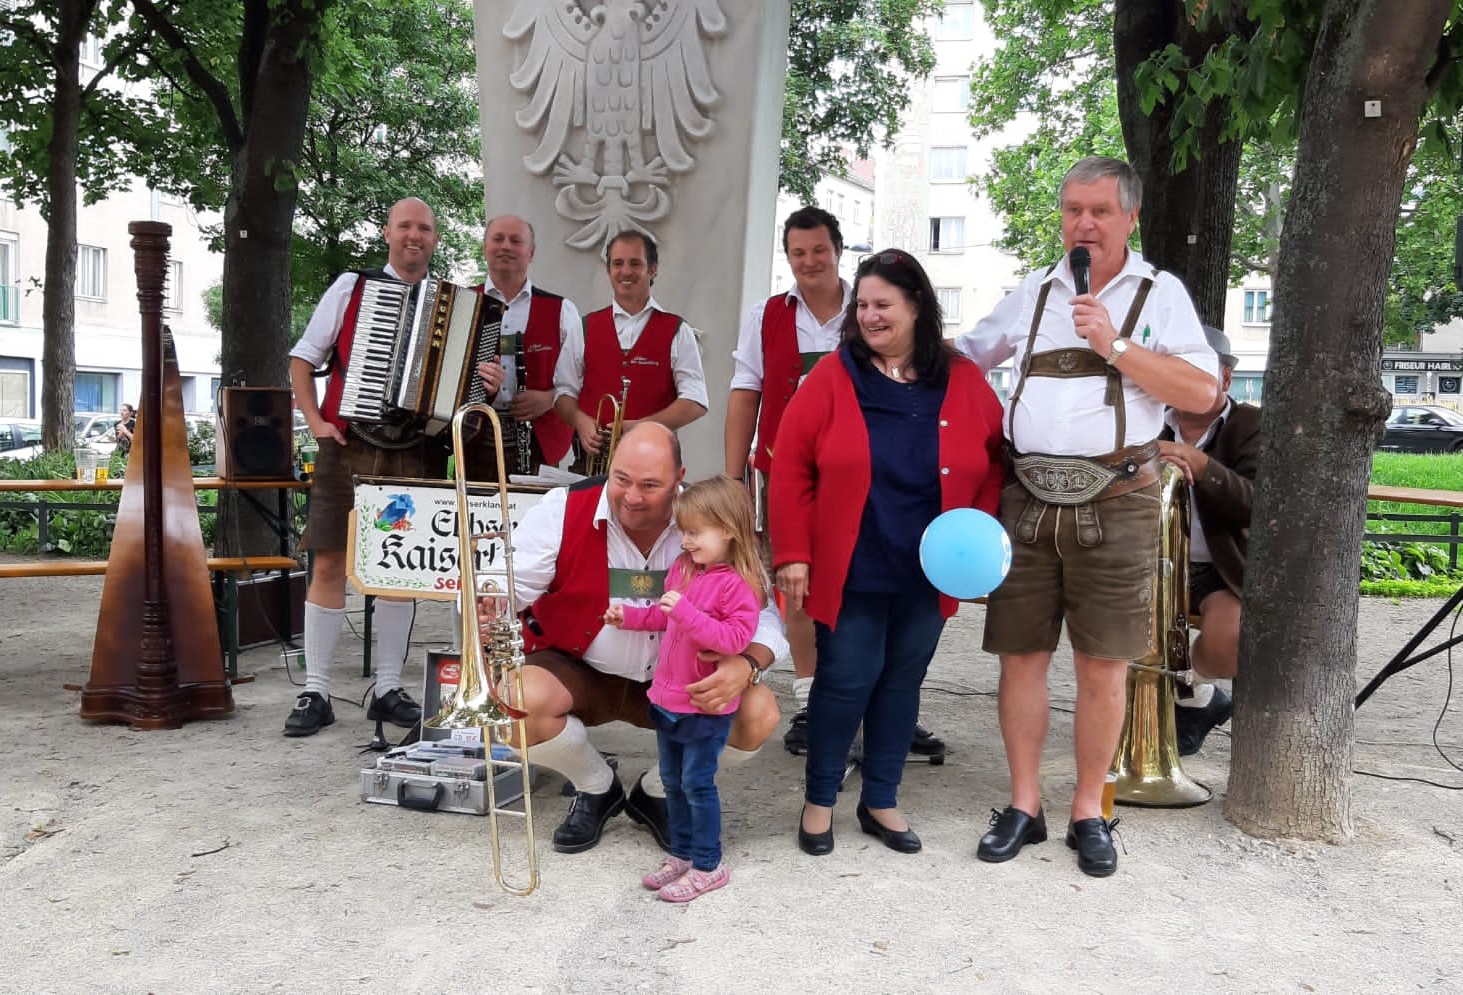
504, 0, 727, 253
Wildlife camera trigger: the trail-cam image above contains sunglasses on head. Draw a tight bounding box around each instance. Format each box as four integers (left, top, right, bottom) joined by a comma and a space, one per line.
859, 251, 908, 268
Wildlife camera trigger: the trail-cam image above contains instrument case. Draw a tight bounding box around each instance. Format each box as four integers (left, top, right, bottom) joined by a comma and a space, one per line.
360, 742, 524, 816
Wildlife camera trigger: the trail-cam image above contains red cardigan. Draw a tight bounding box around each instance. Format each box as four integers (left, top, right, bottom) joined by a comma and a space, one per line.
769, 350, 1006, 627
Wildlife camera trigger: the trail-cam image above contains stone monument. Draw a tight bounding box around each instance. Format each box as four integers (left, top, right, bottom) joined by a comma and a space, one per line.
473, 0, 792, 477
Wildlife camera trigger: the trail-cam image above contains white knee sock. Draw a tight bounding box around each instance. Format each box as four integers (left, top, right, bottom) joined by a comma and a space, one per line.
303, 602, 344, 697
722, 745, 759, 769
640, 763, 665, 798
793, 676, 814, 712
529, 716, 614, 793
371, 599, 416, 694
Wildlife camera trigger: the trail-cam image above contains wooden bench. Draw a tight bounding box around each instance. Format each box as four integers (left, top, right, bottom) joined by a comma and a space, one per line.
0, 476, 309, 677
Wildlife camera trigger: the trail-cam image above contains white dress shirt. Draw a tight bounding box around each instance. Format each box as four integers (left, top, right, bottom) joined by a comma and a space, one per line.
728, 281, 851, 391
955, 249, 1217, 456
1162, 397, 1232, 565
552, 296, 709, 410
512, 485, 789, 682
291, 263, 408, 368
482, 277, 582, 408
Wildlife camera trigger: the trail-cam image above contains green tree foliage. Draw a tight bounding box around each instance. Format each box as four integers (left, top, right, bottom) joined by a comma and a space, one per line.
781, 0, 943, 200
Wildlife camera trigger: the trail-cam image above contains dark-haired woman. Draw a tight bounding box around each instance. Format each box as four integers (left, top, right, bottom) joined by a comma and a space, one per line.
770, 248, 1005, 856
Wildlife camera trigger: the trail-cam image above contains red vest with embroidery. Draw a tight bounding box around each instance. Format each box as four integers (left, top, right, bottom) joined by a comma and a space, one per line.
752, 294, 801, 473
317, 269, 390, 433
580, 307, 681, 424
520, 480, 610, 657
524, 290, 574, 464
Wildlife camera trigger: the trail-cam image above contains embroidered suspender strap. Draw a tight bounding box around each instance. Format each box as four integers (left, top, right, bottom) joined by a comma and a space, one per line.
1004, 270, 1055, 447
1105, 274, 1156, 450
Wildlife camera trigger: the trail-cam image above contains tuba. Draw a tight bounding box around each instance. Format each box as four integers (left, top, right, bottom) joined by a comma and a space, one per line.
426, 403, 539, 895
1111, 462, 1213, 807
584, 376, 631, 478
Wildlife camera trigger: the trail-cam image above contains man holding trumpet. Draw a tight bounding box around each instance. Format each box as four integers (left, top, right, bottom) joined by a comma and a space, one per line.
552, 231, 708, 470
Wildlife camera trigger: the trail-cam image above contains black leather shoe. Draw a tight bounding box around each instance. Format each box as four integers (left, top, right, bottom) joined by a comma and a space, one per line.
856, 802, 921, 853
1176, 686, 1233, 756
624, 773, 672, 853
797, 810, 834, 856
1065, 817, 1119, 877
367, 687, 422, 729
552, 777, 626, 854
784, 708, 809, 756
909, 723, 946, 760
283, 692, 334, 737
976, 805, 1047, 862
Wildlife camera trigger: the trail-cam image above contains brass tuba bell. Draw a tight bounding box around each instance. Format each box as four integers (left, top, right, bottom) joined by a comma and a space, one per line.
1111, 462, 1213, 808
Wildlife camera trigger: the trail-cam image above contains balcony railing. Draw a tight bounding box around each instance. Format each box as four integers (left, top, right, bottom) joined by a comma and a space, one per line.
0, 283, 16, 323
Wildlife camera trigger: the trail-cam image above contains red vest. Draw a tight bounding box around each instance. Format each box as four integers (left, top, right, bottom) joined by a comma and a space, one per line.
521, 480, 610, 657
752, 294, 801, 473
318, 269, 389, 433
581, 306, 681, 424
524, 290, 574, 464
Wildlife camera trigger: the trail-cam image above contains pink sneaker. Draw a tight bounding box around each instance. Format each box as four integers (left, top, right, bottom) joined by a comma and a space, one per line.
657, 863, 730, 903
642, 856, 693, 891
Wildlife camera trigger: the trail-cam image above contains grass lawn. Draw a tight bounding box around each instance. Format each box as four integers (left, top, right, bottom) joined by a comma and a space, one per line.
1365, 453, 1463, 596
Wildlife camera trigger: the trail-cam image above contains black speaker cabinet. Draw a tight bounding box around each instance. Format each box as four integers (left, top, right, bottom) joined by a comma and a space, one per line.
217, 386, 294, 481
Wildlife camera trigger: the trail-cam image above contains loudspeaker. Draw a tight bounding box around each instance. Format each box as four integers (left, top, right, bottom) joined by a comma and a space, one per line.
217, 386, 294, 480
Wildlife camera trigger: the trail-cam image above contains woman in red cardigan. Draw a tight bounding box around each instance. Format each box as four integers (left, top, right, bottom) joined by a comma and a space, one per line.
770, 249, 1005, 856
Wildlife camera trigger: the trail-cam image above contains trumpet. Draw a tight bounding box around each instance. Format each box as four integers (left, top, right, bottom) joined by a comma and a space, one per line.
584, 376, 631, 478
426, 403, 539, 896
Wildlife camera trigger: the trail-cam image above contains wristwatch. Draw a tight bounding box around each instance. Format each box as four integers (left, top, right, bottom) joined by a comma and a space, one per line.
741, 652, 766, 686
1107, 338, 1130, 365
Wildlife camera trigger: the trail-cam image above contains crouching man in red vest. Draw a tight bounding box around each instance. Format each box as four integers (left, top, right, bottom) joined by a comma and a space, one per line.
492, 422, 785, 853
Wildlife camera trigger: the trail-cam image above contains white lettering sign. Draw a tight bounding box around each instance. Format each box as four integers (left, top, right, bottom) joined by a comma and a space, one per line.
347, 478, 548, 599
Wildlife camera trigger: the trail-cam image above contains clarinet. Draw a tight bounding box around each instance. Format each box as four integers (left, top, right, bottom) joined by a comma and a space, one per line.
513, 331, 533, 475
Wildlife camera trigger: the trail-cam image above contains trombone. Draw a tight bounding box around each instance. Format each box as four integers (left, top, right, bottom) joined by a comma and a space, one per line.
584, 376, 631, 477
426, 403, 539, 896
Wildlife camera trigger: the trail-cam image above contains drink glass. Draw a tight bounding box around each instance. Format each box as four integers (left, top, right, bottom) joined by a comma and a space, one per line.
1102, 771, 1118, 821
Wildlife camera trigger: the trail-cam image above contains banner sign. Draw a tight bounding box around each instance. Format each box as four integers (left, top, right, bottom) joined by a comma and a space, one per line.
347, 476, 549, 599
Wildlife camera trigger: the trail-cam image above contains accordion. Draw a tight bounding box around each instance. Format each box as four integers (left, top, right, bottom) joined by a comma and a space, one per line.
335, 276, 504, 439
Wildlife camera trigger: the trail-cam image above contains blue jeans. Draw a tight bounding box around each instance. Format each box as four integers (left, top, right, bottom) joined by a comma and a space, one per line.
653, 706, 733, 870
805, 587, 946, 809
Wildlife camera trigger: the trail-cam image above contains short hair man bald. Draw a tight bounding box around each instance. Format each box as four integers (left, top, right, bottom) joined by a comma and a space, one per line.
285, 197, 442, 738
471, 215, 582, 472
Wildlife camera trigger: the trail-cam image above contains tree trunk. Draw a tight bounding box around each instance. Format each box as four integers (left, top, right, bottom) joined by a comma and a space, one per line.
1113, 0, 1244, 326
214, 1, 322, 556
39, 1, 91, 451
1227, 0, 1449, 840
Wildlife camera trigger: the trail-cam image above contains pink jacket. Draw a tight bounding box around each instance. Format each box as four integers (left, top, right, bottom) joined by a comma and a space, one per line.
620, 561, 760, 715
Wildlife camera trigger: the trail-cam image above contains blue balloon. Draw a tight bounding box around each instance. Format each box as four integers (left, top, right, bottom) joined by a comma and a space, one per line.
919, 508, 1013, 599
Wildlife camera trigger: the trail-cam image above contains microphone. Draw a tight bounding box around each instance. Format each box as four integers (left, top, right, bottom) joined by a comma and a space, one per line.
1070, 247, 1091, 296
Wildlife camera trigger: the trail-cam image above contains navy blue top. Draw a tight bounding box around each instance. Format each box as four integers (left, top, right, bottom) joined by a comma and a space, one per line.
840, 347, 946, 594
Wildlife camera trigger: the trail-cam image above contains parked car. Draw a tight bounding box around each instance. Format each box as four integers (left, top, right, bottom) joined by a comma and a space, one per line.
0, 420, 45, 461
75, 412, 123, 456
1380, 404, 1463, 453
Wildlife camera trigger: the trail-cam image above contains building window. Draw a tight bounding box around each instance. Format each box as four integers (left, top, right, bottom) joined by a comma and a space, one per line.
0, 235, 16, 324
935, 2, 974, 40
1231, 374, 1264, 404
932, 76, 971, 113
936, 287, 962, 324
75, 371, 120, 413
929, 147, 968, 183
1243, 289, 1272, 324
929, 216, 965, 254
0, 365, 29, 418
165, 261, 183, 312
77, 245, 106, 300
0, 125, 10, 154
1394, 375, 1419, 396
79, 34, 103, 69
